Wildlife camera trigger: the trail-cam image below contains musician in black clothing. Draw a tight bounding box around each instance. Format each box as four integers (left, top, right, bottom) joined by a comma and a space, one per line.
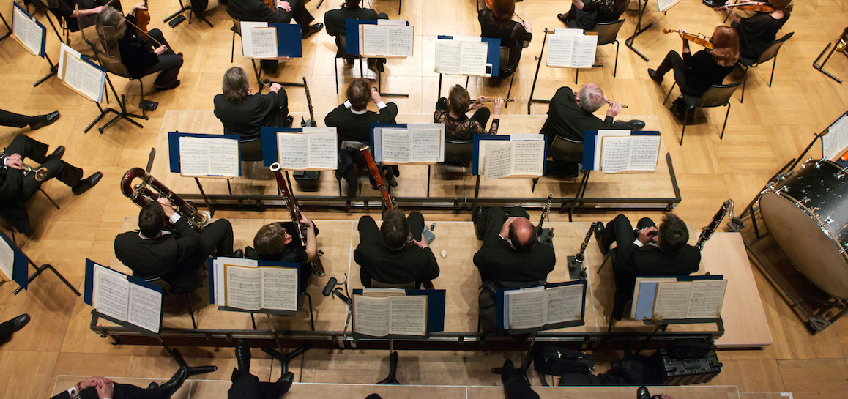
246, 216, 317, 291
596, 213, 701, 320
478, 0, 532, 77
324, 0, 388, 71
558, 0, 628, 30
473, 206, 556, 283
728, 0, 792, 60
114, 198, 235, 292
95, 5, 182, 91
648, 26, 740, 98
435, 85, 503, 140
540, 84, 644, 143
0, 108, 60, 130
46, 0, 113, 32
214, 67, 291, 139
354, 210, 439, 288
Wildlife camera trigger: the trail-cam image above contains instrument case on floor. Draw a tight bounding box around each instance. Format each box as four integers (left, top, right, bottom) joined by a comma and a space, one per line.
655, 349, 722, 385
293, 171, 321, 191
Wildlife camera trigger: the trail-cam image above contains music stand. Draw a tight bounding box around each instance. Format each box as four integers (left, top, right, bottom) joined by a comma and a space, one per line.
0, 10, 11, 42
813, 27, 847, 84
0, 230, 80, 296
624, 0, 652, 61
11, 2, 59, 86
345, 19, 411, 98
164, 0, 213, 28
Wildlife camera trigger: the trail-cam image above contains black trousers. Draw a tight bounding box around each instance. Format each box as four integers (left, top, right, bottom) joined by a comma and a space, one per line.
78, 383, 167, 399
0, 109, 40, 128
471, 107, 491, 127
654, 51, 698, 96
196, 219, 235, 260
141, 29, 183, 88
279, 0, 315, 27
228, 369, 291, 399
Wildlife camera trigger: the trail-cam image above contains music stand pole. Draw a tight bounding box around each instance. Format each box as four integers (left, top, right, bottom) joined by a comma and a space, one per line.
377, 69, 409, 98
33, 53, 58, 87
813, 42, 843, 83
84, 74, 146, 134
14, 259, 81, 296
527, 29, 550, 115
0, 11, 11, 42
624, 0, 652, 61
377, 339, 400, 384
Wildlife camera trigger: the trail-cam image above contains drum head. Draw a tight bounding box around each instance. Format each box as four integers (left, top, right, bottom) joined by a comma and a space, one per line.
760, 191, 848, 299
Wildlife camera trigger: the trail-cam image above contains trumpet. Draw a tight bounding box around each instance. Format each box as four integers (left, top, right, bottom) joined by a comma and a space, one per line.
836, 27, 848, 55
21, 163, 49, 182
121, 168, 211, 232
605, 99, 629, 109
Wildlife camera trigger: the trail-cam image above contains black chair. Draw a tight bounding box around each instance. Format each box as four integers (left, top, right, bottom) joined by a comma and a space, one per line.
738, 32, 793, 103
239, 137, 263, 180
548, 136, 584, 163
444, 139, 473, 166
82, 25, 150, 118
230, 18, 241, 63
576, 19, 625, 83
663, 82, 741, 145
333, 35, 367, 95
144, 277, 199, 329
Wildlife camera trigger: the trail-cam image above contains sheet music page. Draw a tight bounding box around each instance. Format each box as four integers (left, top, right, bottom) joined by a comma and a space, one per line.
627, 135, 661, 171
277, 133, 309, 170
378, 20, 408, 26
387, 26, 413, 57
178, 136, 210, 177
593, 130, 631, 170
545, 284, 585, 325
435, 40, 462, 75
239, 21, 268, 57
511, 140, 545, 176
94, 266, 130, 322
823, 113, 848, 160
484, 142, 513, 180
600, 136, 631, 173
353, 295, 391, 336
127, 284, 163, 333
553, 28, 585, 36
381, 129, 411, 164
572, 34, 598, 68
652, 282, 693, 320
546, 33, 575, 68
389, 296, 427, 336
225, 265, 262, 311
260, 267, 298, 311
207, 138, 240, 177
13, 7, 43, 56
459, 41, 488, 76
361, 24, 389, 57
409, 129, 441, 163
407, 123, 446, 161
214, 258, 257, 306
79, 60, 105, 103
658, 0, 683, 12
686, 280, 728, 319
251, 27, 278, 58
0, 237, 15, 281
306, 133, 338, 170
507, 289, 547, 330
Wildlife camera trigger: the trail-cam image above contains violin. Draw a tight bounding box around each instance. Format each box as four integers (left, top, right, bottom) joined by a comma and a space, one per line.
133, 0, 151, 42
662, 29, 714, 49
265, 0, 276, 9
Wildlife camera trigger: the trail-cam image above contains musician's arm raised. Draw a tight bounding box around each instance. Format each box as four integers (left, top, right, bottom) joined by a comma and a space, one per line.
300, 215, 318, 262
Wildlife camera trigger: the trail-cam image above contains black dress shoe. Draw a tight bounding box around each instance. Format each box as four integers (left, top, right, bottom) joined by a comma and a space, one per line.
647, 68, 662, 83
637, 386, 651, 399
152, 367, 187, 397
629, 120, 646, 130
2, 314, 31, 334
595, 223, 609, 255
301, 23, 323, 39
236, 339, 251, 372
29, 111, 60, 130
72, 171, 102, 195
46, 146, 65, 162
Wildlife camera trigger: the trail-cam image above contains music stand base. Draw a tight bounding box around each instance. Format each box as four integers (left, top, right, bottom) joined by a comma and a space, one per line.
567, 256, 587, 280
85, 108, 146, 134
813, 43, 843, 83
377, 351, 400, 384
14, 263, 81, 296
33, 66, 58, 87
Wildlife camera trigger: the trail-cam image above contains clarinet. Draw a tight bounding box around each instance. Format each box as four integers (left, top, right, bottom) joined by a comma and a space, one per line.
301, 77, 317, 127
696, 199, 734, 250
269, 162, 325, 276
538, 193, 553, 231
360, 146, 397, 210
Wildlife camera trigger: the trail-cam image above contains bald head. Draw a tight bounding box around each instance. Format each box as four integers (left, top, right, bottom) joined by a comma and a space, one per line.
508, 217, 536, 252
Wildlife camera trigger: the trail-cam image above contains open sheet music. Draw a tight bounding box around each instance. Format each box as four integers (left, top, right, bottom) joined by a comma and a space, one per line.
276, 128, 338, 170
59, 44, 105, 102
503, 284, 585, 330
481, 140, 546, 180
90, 262, 162, 333
631, 277, 727, 320
658, 0, 684, 12
12, 4, 44, 57
822, 111, 848, 161
547, 29, 598, 68
378, 126, 444, 164
353, 293, 428, 337
251, 27, 279, 58
435, 38, 488, 76
359, 22, 413, 58
177, 135, 240, 177
222, 262, 299, 312
600, 134, 661, 173
0, 237, 14, 281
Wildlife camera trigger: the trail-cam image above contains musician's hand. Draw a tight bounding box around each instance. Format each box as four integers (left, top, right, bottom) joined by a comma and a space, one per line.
153, 45, 167, 55
247, 86, 254, 95
637, 226, 658, 245
299, 215, 313, 228
499, 217, 518, 240
270, 83, 282, 93
78, 377, 100, 390
157, 198, 176, 218
94, 377, 114, 399
469, 96, 485, 110
412, 237, 428, 249
679, 29, 687, 41
370, 87, 383, 104
493, 99, 504, 118
92, 6, 105, 13
523, 19, 532, 33
606, 101, 623, 117
132, 2, 148, 12
277, 0, 292, 11
6, 154, 22, 170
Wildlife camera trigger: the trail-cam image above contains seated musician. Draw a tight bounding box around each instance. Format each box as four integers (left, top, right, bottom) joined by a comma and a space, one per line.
354, 210, 439, 288
596, 213, 700, 320
326, 79, 399, 195
727, 0, 792, 60
435, 85, 503, 141
478, 0, 532, 77
539, 84, 644, 144
46, 0, 113, 33
0, 136, 102, 236
473, 206, 556, 283
229, 340, 296, 399
324, 0, 388, 71
558, 0, 628, 30
214, 66, 291, 139
52, 371, 196, 399
95, 5, 183, 91
647, 26, 740, 102
0, 108, 60, 130
246, 216, 317, 291
114, 198, 236, 292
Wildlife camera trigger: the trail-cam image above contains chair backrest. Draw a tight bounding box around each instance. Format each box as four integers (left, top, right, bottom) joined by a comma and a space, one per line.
444, 140, 473, 165
83, 25, 131, 78
240, 137, 264, 162
548, 136, 584, 163
757, 31, 794, 65
232, 19, 242, 36
144, 277, 175, 295
337, 35, 353, 58
698, 83, 742, 108
591, 19, 625, 46
371, 279, 416, 289
498, 46, 510, 67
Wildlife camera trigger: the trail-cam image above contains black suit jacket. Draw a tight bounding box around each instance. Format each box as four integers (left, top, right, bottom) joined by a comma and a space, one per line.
353, 216, 439, 287
227, 0, 289, 23
324, 103, 399, 144
539, 86, 620, 142
114, 218, 201, 290
214, 91, 288, 138
116, 15, 159, 79
324, 6, 379, 37
473, 207, 556, 283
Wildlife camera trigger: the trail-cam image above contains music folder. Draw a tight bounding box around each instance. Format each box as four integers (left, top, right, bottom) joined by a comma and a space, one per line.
167, 132, 242, 178
208, 257, 303, 315
351, 288, 446, 338
631, 275, 727, 321
436, 35, 501, 77
472, 134, 548, 179
0, 229, 34, 290
12, 2, 46, 57
260, 126, 339, 170
582, 130, 661, 173
495, 280, 587, 334
240, 22, 303, 59
83, 259, 164, 336
371, 123, 446, 164
345, 18, 413, 58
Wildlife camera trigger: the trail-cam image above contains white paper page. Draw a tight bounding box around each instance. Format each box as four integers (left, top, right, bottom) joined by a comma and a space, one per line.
435, 40, 461, 75
601, 136, 631, 173
509, 134, 546, 142
58, 44, 80, 85
407, 123, 446, 161
460, 41, 488, 76
387, 26, 413, 57
207, 138, 240, 177
13, 7, 43, 56
277, 133, 309, 170
0, 238, 15, 280
261, 267, 298, 311
553, 28, 585, 36
79, 60, 105, 103
658, 0, 683, 12
301, 127, 338, 134
354, 295, 391, 336
389, 296, 427, 335
63, 55, 87, 95
127, 284, 163, 333
652, 282, 693, 320
546, 34, 575, 68
823, 114, 848, 160
545, 284, 585, 325
626, 135, 661, 171
507, 289, 547, 330
225, 265, 263, 311
94, 265, 130, 322
251, 27, 278, 58
453, 36, 482, 42
511, 141, 545, 176
686, 280, 728, 319
306, 133, 338, 170
214, 258, 257, 306
377, 20, 408, 26
572, 34, 598, 69
594, 130, 631, 171
484, 142, 513, 180
239, 21, 268, 57
381, 129, 411, 163
361, 24, 389, 57
178, 136, 210, 177
409, 129, 441, 163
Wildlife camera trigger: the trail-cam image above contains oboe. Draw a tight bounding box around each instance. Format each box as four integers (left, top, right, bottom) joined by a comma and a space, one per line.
605, 99, 629, 108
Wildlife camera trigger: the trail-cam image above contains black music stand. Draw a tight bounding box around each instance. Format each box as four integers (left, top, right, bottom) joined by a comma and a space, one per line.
625, 0, 652, 61
813, 29, 846, 84
0, 229, 80, 296
0, 10, 11, 42
84, 73, 146, 134
164, 0, 213, 28
527, 29, 551, 114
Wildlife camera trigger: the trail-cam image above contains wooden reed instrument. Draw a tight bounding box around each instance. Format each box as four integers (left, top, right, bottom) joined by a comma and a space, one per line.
662, 28, 714, 49
478, 98, 515, 103
302, 77, 316, 127
269, 162, 325, 276
121, 168, 210, 232
360, 146, 397, 210
605, 99, 629, 109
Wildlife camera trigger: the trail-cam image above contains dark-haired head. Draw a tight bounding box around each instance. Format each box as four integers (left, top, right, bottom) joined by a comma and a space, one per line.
489, 0, 516, 29
346, 79, 371, 111
381, 210, 410, 250
138, 202, 166, 239
448, 85, 471, 115
254, 223, 291, 257
658, 213, 689, 253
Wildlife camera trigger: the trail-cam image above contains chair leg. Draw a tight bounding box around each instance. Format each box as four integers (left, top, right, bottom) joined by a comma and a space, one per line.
505, 75, 515, 109
186, 293, 197, 329
138, 79, 145, 117
305, 292, 315, 331
613, 40, 620, 77
720, 103, 731, 140
680, 109, 689, 146
663, 82, 677, 105
231, 31, 235, 63
741, 66, 748, 103
39, 188, 60, 209
769, 54, 777, 87
334, 58, 339, 94
575, 68, 579, 85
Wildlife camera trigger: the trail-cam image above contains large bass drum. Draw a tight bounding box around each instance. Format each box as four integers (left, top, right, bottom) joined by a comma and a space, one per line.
759, 160, 848, 299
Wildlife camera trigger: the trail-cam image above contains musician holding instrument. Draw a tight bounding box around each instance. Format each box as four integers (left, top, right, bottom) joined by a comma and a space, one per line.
725, 0, 792, 60
435, 85, 503, 140
473, 206, 555, 283
46, 0, 115, 32
354, 210, 439, 289
247, 216, 317, 291
226, 0, 323, 40
557, 0, 628, 30
540, 83, 645, 144
214, 67, 291, 139
95, 5, 183, 91
0, 136, 102, 237
595, 213, 700, 320
478, 0, 532, 78
114, 198, 236, 292
324, 0, 388, 72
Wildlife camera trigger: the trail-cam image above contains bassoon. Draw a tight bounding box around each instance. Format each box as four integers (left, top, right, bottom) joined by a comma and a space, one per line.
360, 146, 397, 210
269, 162, 325, 276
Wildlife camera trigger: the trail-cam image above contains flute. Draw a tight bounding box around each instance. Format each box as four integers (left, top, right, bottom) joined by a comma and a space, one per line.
477, 98, 515, 103
605, 99, 629, 108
